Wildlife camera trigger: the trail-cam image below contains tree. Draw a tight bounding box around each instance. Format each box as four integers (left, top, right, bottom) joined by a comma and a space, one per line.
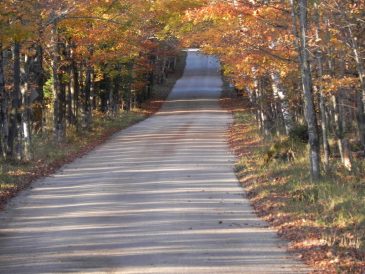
292, 0, 321, 180
179, 0, 364, 178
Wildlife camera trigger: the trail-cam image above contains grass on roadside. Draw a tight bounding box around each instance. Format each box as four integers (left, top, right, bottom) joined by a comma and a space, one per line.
0, 111, 145, 206
231, 110, 365, 273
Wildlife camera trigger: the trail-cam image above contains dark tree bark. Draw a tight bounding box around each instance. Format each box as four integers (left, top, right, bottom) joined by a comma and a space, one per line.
333, 54, 353, 171
348, 31, 365, 152
332, 93, 353, 171
31, 44, 45, 132
111, 71, 121, 117
0, 45, 8, 159
292, 0, 321, 180
256, 77, 273, 138
336, 7, 365, 152
70, 48, 80, 127
82, 62, 92, 130
314, 3, 330, 170
8, 42, 22, 159
51, 19, 65, 142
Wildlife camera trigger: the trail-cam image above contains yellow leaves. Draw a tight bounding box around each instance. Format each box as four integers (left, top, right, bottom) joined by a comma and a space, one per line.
54, 0, 153, 67
317, 76, 360, 94
184, 2, 237, 26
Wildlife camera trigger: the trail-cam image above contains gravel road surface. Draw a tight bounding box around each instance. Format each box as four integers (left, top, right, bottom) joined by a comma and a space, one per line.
0, 50, 309, 273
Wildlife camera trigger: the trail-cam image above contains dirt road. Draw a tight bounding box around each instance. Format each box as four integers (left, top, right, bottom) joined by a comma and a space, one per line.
0, 50, 308, 273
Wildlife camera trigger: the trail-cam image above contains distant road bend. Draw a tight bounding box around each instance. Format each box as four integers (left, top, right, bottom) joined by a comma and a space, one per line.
0, 49, 309, 273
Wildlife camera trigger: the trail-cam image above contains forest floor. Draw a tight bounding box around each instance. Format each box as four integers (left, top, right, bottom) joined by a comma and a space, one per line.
0, 51, 187, 210
220, 84, 365, 273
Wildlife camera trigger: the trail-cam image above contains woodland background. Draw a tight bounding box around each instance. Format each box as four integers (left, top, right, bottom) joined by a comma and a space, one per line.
0, 0, 364, 272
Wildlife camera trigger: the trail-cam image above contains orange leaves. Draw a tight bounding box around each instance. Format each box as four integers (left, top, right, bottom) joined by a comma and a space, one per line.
317, 76, 360, 95
187, 2, 237, 25
0, 0, 40, 45
57, 0, 151, 66
180, 0, 297, 89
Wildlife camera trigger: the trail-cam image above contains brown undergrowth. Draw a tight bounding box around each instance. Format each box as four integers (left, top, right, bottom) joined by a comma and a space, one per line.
220, 85, 365, 273
0, 51, 187, 210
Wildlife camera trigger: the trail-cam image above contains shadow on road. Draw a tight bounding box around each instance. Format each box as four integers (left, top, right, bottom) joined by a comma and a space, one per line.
0, 50, 308, 273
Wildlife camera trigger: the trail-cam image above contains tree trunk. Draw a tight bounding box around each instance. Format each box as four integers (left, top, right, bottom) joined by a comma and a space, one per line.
0, 45, 8, 159
356, 90, 365, 150
65, 41, 73, 127
123, 62, 133, 111
104, 74, 113, 116
319, 88, 330, 169
295, 0, 321, 180
112, 73, 121, 116
82, 63, 92, 130
333, 54, 353, 171
66, 80, 72, 126
51, 20, 65, 142
256, 77, 271, 139
246, 87, 261, 123
332, 94, 352, 171
347, 27, 365, 152
270, 70, 294, 135
32, 44, 44, 132
108, 82, 114, 116
314, 3, 330, 170
20, 54, 32, 161
8, 42, 22, 159
70, 53, 79, 127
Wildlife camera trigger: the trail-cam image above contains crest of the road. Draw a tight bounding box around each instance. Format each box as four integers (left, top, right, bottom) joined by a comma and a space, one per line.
0, 49, 309, 273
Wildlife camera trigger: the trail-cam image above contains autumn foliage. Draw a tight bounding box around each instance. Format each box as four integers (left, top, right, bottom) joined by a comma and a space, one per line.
178, 0, 365, 176
0, 0, 198, 160
177, 0, 365, 272
0, 0, 364, 271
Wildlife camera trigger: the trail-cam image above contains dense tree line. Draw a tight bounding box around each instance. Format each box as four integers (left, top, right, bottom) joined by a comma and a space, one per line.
181, 0, 365, 180
0, 0, 194, 162
1, 0, 363, 181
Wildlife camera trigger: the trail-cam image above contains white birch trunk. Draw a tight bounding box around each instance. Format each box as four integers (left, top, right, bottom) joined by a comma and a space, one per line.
270, 71, 294, 134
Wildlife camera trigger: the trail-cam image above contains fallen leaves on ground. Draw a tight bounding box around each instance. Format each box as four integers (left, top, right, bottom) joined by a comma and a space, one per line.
219, 87, 365, 274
